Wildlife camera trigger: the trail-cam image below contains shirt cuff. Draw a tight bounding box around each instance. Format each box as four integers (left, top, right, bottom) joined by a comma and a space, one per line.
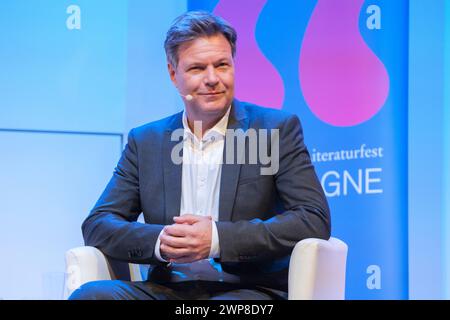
154, 229, 168, 262
209, 220, 220, 258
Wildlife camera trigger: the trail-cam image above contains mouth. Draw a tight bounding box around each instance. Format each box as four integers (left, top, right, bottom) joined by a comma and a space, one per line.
198, 91, 225, 96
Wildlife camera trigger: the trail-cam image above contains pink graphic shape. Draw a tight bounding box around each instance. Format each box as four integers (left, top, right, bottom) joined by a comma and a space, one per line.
214, 0, 284, 109
299, 0, 390, 126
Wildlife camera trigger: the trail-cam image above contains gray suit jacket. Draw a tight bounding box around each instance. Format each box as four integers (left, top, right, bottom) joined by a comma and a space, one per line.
82, 99, 331, 292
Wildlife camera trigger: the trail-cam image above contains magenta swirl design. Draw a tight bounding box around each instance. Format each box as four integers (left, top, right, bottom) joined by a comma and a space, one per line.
299, 0, 390, 126
214, 0, 285, 108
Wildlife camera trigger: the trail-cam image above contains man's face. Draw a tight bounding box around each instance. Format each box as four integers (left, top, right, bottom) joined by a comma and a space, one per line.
168, 34, 235, 120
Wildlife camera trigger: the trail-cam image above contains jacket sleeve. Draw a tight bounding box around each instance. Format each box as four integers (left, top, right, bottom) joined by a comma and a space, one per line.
216, 115, 331, 263
81, 129, 165, 264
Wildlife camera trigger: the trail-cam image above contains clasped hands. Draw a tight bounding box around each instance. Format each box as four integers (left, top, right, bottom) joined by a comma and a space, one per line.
160, 214, 212, 264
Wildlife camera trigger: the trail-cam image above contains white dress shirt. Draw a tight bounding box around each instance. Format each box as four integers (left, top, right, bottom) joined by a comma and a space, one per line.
154, 106, 240, 283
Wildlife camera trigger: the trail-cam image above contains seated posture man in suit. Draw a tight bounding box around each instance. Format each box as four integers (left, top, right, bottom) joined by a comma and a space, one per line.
69, 11, 330, 300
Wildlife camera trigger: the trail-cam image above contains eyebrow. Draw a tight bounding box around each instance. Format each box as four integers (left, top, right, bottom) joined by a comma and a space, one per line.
185, 58, 231, 68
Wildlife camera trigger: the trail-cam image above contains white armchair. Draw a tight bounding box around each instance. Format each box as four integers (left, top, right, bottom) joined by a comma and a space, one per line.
64, 237, 347, 300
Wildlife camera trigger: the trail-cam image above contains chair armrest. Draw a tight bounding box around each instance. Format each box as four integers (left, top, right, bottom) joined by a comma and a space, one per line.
288, 237, 348, 300
63, 246, 113, 299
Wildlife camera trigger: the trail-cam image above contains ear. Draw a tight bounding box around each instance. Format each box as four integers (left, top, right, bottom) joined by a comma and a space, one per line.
167, 62, 177, 86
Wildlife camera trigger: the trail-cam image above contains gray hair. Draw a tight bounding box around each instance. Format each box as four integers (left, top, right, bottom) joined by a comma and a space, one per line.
164, 11, 237, 68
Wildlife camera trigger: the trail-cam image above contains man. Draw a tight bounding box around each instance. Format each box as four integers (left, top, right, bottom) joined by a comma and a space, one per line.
70, 11, 330, 300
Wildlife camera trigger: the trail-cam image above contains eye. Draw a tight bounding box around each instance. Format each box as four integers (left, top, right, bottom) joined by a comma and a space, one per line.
215, 63, 230, 71
188, 66, 204, 72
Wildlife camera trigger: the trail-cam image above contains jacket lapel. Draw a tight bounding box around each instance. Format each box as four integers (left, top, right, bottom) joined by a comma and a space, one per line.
219, 100, 249, 222
163, 112, 183, 224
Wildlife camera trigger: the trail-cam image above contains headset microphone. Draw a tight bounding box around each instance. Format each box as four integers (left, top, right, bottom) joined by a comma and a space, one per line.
180, 93, 194, 101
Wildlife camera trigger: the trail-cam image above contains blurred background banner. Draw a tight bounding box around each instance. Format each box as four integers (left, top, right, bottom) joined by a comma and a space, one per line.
189, 0, 409, 299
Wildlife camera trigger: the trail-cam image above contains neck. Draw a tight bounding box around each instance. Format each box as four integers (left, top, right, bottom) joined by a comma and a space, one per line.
186, 109, 228, 139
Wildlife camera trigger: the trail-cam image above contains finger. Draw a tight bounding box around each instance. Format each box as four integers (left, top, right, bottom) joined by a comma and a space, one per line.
174, 215, 213, 226
174, 214, 201, 225
164, 224, 192, 237
160, 233, 189, 248
160, 243, 191, 259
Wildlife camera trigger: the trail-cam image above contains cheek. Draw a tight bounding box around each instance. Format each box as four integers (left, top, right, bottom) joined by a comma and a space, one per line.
183, 75, 203, 89
221, 73, 235, 89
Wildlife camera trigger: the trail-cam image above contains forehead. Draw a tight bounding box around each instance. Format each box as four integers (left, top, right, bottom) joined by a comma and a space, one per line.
177, 34, 233, 65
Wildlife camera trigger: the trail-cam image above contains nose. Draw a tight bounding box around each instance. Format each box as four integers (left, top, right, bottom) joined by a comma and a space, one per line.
204, 66, 219, 87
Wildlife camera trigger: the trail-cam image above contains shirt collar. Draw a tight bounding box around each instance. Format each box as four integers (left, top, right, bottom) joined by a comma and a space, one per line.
182, 105, 231, 139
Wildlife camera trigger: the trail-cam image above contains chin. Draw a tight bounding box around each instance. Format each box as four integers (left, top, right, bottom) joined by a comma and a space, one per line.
200, 100, 230, 114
